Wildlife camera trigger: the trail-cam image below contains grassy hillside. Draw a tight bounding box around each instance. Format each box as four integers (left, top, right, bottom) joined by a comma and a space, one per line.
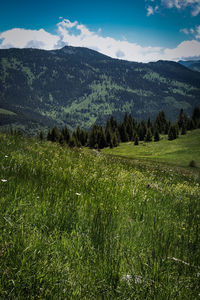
0, 133, 200, 299
103, 129, 200, 169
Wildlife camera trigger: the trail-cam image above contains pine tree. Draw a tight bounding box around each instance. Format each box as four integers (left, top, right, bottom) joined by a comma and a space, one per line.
119, 123, 129, 142
168, 125, 177, 140
47, 129, 52, 141
187, 118, 195, 130
98, 126, 107, 149
138, 121, 147, 141
106, 129, 113, 147
145, 128, 152, 142
61, 127, 71, 144
39, 131, 44, 141
181, 122, 187, 135
113, 133, 118, 147
154, 111, 168, 133
68, 136, 77, 148
168, 126, 174, 140
174, 122, 179, 138
192, 106, 200, 128
134, 135, 139, 145
89, 125, 97, 148
51, 127, 60, 142
59, 134, 65, 145
154, 129, 160, 142
177, 108, 187, 130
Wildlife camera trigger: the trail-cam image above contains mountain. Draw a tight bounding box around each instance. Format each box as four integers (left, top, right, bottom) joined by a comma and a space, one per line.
0, 46, 200, 133
178, 60, 200, 72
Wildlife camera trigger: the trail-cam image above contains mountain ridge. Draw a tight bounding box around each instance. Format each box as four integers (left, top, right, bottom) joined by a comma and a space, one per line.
178, 60, 200, 72
0, 46, 200, 133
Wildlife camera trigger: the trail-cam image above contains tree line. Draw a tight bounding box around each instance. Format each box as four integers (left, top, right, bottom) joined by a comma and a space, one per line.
44, 106, 200, 149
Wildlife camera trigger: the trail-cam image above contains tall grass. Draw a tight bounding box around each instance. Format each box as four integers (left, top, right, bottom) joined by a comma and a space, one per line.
0, 133, 200, 299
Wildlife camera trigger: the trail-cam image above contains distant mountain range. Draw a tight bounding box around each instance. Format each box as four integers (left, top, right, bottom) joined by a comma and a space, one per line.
0, 46, 200, 133
178, 60, 200, 72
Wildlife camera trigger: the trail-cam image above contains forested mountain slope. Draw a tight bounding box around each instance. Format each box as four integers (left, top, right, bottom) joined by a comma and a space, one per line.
0, 46, 200, 132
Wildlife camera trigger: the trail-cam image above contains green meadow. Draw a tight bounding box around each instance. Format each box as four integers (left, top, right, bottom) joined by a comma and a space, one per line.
103, 129, 200, 169
0, 132, 200, 299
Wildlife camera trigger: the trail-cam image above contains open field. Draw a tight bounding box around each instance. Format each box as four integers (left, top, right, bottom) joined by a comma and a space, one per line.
0, 133, 200, 299
103, 129, 200, 169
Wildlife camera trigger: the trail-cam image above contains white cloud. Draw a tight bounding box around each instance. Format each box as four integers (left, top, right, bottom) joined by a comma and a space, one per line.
191, 3, 200, 15
146, 4, 159, 16
147, 6, 154, 16
196, 25, 200, 38
180, 25, 200, 39
0, 28, 59, 50
0, 19, 200, 62
180, 28, 189, 34
163, 40, 200, 60
161, 0, 200, 15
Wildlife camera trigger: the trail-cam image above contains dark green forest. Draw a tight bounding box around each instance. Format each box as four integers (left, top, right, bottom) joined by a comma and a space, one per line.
44, 107, 200, 149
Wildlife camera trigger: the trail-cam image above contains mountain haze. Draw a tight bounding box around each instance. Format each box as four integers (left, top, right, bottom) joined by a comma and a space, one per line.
178, 60, 200, 72
0, 46, 200, 132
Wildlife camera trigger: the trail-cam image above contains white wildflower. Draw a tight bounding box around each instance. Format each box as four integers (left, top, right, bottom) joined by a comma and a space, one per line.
122, 274, 132, 281
5, 155, 8, 158
1, 179, 7, 182
76, 192, 81, 196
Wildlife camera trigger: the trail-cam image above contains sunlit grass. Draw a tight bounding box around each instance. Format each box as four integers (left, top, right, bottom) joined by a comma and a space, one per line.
103, 129, 200, 168
0, 133, 200, 299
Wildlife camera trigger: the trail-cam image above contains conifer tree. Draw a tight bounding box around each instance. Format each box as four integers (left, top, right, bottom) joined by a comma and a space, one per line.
89, 125, 97, 148
192, 106, 200, 128
168, 125, 174, 140
47, 129, 52, 141
154, 129, 160, 142
168, 125, 177, 140
134, 135, 139, 145
154, 111, 167, 133
79, 129, 88, 146
51, 126, 60, 142
106, 128, 113, 147
177, 108, 187, 130
187, 118, 195, 130
112, 132, 118, 147
98, 126, 107, 149
138, 121, 147, 141
181, 122, 187, 135
174, 122, 179, 137
59, 134, 65, 145
119, 123, 129, 142
145, 128, 152, 142
39, 131, 44, 141
68, 136, 77, 148
61, 127, 71, 144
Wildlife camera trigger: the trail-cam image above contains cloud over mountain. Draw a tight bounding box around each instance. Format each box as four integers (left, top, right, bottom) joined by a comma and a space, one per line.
0, 18, 200, 62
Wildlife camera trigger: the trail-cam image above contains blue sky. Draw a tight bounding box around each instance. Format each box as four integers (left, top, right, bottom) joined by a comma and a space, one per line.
0, 0, 200, 62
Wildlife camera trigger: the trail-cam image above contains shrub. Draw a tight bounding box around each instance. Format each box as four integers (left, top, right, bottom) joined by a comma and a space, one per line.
189, 160, 196, 168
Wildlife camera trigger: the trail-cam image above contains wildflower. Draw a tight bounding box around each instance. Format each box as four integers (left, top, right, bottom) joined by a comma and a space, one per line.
76, 192, 81, 196
5, 155, 8, 158
122, 274, 132, 281
1, 179, 7, 182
